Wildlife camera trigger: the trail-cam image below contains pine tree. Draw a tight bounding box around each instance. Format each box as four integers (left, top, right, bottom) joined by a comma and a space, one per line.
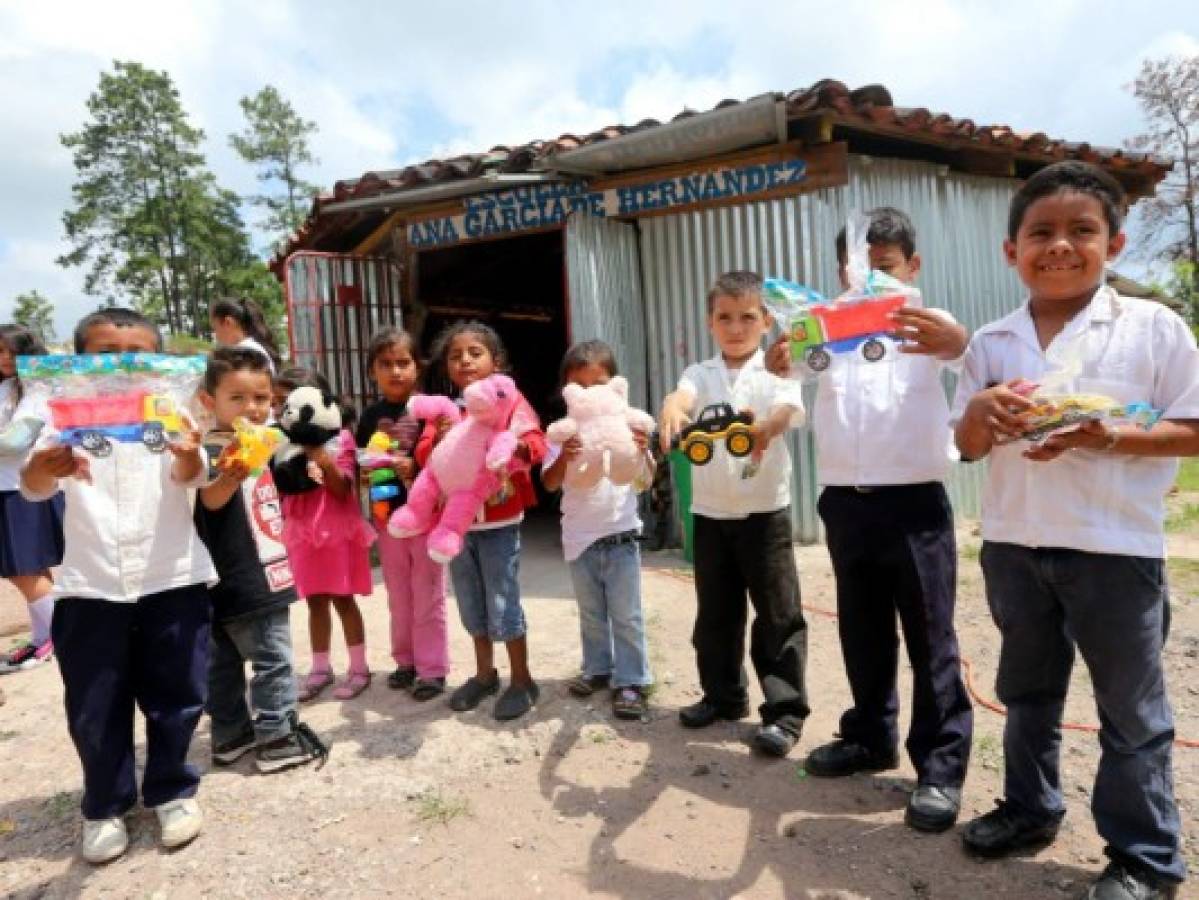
230, 85, 320, 242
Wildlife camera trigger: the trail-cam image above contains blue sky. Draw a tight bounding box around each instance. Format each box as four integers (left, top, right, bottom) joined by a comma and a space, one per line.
0, 0, 1195, 339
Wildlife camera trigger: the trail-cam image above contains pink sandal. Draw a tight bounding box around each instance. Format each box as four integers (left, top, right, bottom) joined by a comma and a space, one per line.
299, 670, 335, 702
333, 670, 371, 701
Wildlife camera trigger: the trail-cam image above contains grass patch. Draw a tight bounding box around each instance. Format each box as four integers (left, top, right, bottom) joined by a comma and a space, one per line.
1176, 457, 1199, 493
415, 790, 470, 826
43, 791, 79, 820
974, 734, 1003, 772
960, 542, 981, 562
1167, 557, 1199, 596
1166, 502, 1199, 533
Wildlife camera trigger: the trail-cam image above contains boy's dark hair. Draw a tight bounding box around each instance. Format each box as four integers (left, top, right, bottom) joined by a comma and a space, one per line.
72, 307, 162, 353
559, 339, 618, 384
365, 326, 418, 372
203, 347, 272, 394
428, 321, 510, 396
1007, 161, 1126, 240
706, 271, 764, 313
835, 207, 917, 266
211, 297, 282, 367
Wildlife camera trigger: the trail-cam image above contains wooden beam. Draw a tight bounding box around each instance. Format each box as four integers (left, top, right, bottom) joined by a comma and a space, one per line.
952, 148, 1016, 178
353, 210, 403, 255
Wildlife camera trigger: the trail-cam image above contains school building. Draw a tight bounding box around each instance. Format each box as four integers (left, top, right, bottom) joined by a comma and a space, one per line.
271, 78, 1172, 541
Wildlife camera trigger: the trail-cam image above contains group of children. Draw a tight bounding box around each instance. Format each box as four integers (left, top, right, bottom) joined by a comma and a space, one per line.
0, 160, 1191, 899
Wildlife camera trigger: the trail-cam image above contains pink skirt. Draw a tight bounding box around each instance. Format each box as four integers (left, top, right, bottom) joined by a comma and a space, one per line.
290, 541, 373, 598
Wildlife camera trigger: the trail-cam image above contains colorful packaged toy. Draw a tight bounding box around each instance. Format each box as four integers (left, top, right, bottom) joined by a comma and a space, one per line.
1015, 391, 1161, 443
356, 414, 422, 527
17, 353, 205, 457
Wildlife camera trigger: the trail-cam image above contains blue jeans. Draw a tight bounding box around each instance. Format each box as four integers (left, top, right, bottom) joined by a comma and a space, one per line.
980, 542, 1183, 884
450, 525, 526, 642
568, 533, 652, 689
207, 607, 297, 745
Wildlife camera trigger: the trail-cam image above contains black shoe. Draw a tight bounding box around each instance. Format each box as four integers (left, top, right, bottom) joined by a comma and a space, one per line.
449, 671, 500, 712
1085, 861, 1178, 900
804, 739, 899, 777
387, 666, 416, 690
906, 784, 961, 833
678, 700, 750, 729
752, 723, 799, 758
411, 677, 446, 702
212, 727, 256, 766
961, 800, 1062, 858
494, 681, 539, 721
255, 719, 330, 773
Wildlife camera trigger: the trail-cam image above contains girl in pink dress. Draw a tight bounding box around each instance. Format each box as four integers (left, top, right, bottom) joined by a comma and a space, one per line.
272, 367, 375, 701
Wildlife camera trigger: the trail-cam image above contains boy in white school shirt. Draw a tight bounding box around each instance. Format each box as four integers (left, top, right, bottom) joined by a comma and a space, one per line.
765, 207, 974, 834
21, 308, 216, 866
954, 162, 1199, 900
659, 270, 809, 758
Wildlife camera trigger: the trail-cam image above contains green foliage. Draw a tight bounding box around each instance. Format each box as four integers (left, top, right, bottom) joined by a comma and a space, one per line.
1176, 456, 1199, 493
229, 85, 320, 243
1166, 502, 1199, 533
58, 61, 259, 337
11, 290, 55, 342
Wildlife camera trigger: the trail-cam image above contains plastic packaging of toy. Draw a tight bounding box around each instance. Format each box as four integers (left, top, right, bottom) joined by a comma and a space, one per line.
763, 214, 922, 379
220, 417, 283, 474
1012, 389, 1161, 443
17, 353, 206, 458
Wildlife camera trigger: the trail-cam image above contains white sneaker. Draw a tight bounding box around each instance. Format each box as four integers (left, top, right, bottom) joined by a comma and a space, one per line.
81, 816, 128, 864
154, 798, 202, 848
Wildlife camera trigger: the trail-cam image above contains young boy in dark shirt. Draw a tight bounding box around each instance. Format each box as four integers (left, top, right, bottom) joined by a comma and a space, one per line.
195, 348, 328, 773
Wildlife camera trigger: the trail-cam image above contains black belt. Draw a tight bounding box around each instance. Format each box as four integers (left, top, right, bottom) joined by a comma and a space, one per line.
593, 530, 640, 548
826, 482, 940, 495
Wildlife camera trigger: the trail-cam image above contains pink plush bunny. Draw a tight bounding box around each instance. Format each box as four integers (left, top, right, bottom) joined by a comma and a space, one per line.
388, 374, 521, 563
545, 375, 655, 489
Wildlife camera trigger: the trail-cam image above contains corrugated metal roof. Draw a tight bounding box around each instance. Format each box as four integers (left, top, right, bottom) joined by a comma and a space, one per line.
275, 78, 1174, 265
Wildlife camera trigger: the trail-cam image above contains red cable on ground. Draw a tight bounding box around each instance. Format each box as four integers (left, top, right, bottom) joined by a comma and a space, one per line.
648, 567, 1199, 750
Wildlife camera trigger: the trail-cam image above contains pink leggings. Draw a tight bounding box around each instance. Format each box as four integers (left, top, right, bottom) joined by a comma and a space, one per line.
377, 531, 449, 678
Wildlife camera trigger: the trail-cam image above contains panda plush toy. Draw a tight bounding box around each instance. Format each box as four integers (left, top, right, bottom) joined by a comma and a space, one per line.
270, 385, 344, 495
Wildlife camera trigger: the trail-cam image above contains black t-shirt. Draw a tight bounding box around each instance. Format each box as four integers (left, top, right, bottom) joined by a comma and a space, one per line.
195, 433, 297, 623
356, 399, 422, 516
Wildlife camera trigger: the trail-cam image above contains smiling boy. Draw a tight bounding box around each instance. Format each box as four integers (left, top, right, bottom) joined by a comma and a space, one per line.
953, 162, 1199, 900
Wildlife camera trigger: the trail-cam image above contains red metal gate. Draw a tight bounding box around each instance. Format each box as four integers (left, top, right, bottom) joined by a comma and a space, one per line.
283, 251, 403, 412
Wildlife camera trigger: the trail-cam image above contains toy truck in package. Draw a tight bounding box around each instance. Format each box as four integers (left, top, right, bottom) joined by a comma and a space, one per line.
49, 391, 184, 457
786, 293, 908, 372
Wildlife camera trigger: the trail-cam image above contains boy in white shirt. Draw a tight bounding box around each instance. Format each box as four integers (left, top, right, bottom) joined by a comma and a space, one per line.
21, 308, 216, 866
766, 208, 974, 833
659, 271, 809, 757
954, 162, 1198, 900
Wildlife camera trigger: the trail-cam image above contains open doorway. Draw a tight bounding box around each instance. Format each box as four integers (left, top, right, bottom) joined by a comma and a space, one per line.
413, 230, 570, 513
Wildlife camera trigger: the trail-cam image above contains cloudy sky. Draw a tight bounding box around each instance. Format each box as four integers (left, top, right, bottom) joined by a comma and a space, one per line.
0, 0, 1195, 338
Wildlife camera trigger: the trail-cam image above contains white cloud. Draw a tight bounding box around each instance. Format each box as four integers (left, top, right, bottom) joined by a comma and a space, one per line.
0, 0, 1195, 337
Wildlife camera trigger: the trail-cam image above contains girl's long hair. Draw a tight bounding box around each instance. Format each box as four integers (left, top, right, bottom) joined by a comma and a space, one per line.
211, 297, 282, 369
0, 324, 48, 403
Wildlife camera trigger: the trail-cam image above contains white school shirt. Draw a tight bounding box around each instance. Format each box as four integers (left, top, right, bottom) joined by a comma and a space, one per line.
0, 380, 22, 490
676, 349, 806, 519
22, 443, 217, 602
814, 310, 962, 486
949, 287, 1199, 558
544, 442, 645, 562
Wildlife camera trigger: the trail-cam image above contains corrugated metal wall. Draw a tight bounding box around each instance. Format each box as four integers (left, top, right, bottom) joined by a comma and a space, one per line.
639, 155, 1025, 540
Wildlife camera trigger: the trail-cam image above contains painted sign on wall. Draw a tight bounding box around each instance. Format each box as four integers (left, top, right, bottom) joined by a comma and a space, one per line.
407, 142, 847, 250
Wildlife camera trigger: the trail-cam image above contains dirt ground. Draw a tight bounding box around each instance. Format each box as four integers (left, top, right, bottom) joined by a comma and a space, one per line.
0, 512, 1196, 900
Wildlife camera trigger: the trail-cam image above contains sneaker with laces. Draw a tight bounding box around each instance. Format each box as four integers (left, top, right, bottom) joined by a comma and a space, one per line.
81, 816, 128, 864
2, 641, 53, 672
1085, 861, 1178, 900
255, 718, 330, 774
212, 727, 256, 765
155, 798, 203, 848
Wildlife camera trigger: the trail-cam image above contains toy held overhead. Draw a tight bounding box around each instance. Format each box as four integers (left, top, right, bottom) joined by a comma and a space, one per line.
763, 214, 921, 377
17, 353, 205, 457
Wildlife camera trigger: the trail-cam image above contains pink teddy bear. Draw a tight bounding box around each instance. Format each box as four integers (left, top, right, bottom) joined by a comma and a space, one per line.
388, 374, 521, 564
545, 375, 655, 490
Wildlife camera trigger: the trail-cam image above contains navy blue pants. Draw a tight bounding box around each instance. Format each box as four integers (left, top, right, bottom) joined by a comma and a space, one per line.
818, 483, 973, 787
52, 585, 212, 820
692, 509, 809, 734
980, 542, 1183, 885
